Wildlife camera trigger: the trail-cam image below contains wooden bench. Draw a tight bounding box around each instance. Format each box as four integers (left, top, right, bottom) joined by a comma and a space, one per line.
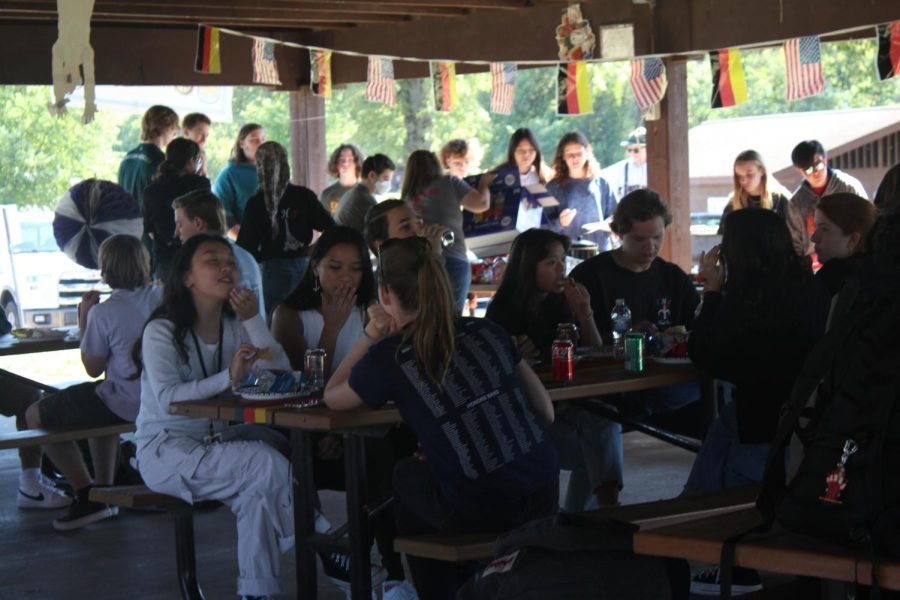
633, 507, 900, 592
0, 423, 135, 450
394, 484, 760, 562
90, 485, 205, 600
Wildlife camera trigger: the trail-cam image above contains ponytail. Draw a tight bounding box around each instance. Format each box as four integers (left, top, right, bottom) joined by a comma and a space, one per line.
377, 237, 456, 385
411, 252, 456, 384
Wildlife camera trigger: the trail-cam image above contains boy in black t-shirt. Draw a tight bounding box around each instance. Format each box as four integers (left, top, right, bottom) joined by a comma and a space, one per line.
569, 189, 700, 506
571, 189, 699, 336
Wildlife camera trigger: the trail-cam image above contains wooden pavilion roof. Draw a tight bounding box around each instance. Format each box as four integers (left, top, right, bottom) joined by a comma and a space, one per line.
0, 0, 898, 88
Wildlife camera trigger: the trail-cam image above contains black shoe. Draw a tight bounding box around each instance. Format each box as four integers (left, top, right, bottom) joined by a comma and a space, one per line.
319, 552, 386, 598
690, 566, 762, 596
52, 499, 118, 531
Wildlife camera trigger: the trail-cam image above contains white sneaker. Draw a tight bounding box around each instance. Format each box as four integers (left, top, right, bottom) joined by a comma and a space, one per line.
383, 580, 418, 600
17, 476, 72, 509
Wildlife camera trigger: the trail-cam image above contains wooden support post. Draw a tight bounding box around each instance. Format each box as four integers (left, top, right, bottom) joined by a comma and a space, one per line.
647, 59, 691, 273
289, 88, 327, 196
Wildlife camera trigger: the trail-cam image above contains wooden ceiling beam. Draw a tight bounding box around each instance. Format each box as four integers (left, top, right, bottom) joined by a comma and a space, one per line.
0, 12, 358, 31
90, 0, 470, 19
0, 4, 418, 25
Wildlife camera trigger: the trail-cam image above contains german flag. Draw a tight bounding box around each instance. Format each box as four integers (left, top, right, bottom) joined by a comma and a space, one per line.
195, 26, 221, 74
877, 22, 900, 81
557, 61, 592, 115
310, 50, 332, 99
709, 49, 747, 108
430, 62, 457, 112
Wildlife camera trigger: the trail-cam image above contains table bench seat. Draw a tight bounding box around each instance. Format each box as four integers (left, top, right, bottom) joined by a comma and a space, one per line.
90, 485, 204, 600
633, 507, 900, 590
395, 484, 760, 562
0, 423, 135, 450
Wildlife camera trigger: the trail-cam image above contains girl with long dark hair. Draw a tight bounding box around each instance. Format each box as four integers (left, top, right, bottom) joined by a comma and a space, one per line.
132, 234, 293, 600
142, 137, 209, 279
272, 225, 375, 376
324, 237, 558, 600
487, 228, 610, 512
687, 209, 828, 493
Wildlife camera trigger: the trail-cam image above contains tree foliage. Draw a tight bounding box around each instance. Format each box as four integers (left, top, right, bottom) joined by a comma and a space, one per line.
1, 40, 896, 210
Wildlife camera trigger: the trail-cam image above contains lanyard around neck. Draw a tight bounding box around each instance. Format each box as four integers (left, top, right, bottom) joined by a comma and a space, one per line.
190, 316, 224, 379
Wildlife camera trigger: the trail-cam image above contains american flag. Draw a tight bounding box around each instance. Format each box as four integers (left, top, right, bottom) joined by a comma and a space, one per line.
252, 38, 281, 86
630, 57, 667, 110
490, 62, 516, 114
364, 57, 396, 107
784, 36, 824, 101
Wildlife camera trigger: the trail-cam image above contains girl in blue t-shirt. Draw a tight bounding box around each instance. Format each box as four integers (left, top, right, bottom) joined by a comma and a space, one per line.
325, 236, 558, 600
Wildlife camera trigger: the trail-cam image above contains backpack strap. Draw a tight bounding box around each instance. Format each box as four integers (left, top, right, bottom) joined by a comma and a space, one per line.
756, 281, 866, 517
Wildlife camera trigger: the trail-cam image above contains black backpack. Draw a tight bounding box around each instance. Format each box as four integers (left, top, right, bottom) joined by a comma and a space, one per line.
756, 279, 900, 556
457, 512, 689, 600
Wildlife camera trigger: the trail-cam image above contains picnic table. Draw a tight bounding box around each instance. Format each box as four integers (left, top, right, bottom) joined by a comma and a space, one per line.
170, 356, 703, 600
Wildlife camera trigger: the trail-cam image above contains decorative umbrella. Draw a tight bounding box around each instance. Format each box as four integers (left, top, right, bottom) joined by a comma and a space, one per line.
53, 179, 143, 269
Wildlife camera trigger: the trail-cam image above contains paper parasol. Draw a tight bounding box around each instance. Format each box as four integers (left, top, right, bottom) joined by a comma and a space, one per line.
53, 179, 143, 269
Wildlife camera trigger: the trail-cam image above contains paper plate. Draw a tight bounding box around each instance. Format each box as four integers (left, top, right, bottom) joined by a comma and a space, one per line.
238, 387, 304, 402
11, 328, 71, 341
652, 357, 692, 365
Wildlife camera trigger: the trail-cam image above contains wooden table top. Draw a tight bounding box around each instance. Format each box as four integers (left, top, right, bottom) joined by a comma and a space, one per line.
633, 507, 900, 589
169, 358, 700, 432
0, 330, 81, 356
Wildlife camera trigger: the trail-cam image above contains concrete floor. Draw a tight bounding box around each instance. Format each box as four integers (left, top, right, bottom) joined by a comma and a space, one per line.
0, 415, 696, 599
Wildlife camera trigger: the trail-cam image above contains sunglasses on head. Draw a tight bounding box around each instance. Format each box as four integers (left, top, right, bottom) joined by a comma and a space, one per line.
803, 161, 826, 176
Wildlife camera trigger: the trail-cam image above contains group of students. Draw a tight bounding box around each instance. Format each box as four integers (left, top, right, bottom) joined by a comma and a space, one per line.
9, 101, 899, 600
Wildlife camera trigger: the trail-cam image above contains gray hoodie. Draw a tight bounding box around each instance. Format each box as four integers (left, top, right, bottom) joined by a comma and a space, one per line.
787, 168, 868, 256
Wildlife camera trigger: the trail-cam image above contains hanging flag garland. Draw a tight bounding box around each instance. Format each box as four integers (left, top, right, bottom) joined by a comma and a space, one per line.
709, 48, 748, 108
784, 36, 824, 101
876, 22, 900, 81
195, 25, 221, 74
490, 62, 516, 115
629, 57, 667, 110
183, 20, 899, 119
310, 50, 332, 98
430, 62, 457, 112
557, 61, 592, 115
252, 39, 281, 85
365, 56, 396, 107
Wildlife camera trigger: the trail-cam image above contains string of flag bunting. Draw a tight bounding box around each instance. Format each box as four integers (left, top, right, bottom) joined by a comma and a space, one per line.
193, 16, 900, 117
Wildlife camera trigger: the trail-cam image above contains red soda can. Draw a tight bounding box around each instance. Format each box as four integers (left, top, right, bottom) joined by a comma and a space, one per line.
552, 339, 575, 382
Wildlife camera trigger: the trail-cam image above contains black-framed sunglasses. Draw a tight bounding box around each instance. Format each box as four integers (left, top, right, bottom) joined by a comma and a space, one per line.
803, 161, 826, 176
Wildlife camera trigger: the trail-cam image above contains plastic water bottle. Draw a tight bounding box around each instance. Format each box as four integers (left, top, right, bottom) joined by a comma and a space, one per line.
610, 298, 632, 359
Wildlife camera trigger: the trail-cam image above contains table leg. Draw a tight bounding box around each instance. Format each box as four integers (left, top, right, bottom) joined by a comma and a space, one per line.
344, 433, 372, 600
292, 429, 317, 599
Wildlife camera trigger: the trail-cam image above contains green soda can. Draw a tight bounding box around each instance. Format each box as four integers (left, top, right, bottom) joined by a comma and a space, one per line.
624, 332, 644, 372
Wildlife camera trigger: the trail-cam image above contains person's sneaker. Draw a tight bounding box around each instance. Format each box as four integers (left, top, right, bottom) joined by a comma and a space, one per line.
52, 499, 118, 531
383, 580, 418, 600
17, 475, 72, 509
690, 566, 763, 596
319, 552, 386, 599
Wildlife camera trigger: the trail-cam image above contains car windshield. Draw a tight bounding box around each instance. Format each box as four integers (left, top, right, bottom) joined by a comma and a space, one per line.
11, 221, 59, 253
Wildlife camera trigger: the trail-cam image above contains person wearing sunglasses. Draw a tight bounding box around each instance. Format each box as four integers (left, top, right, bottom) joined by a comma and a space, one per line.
786, 140, 869, 259
324, 236, 558, 600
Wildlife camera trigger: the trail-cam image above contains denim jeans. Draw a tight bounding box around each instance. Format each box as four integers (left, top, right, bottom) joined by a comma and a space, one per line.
261, 257, 309, 319
683, 399, 769, 493
561, 382, 701, 509
442, 255, 471, 314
